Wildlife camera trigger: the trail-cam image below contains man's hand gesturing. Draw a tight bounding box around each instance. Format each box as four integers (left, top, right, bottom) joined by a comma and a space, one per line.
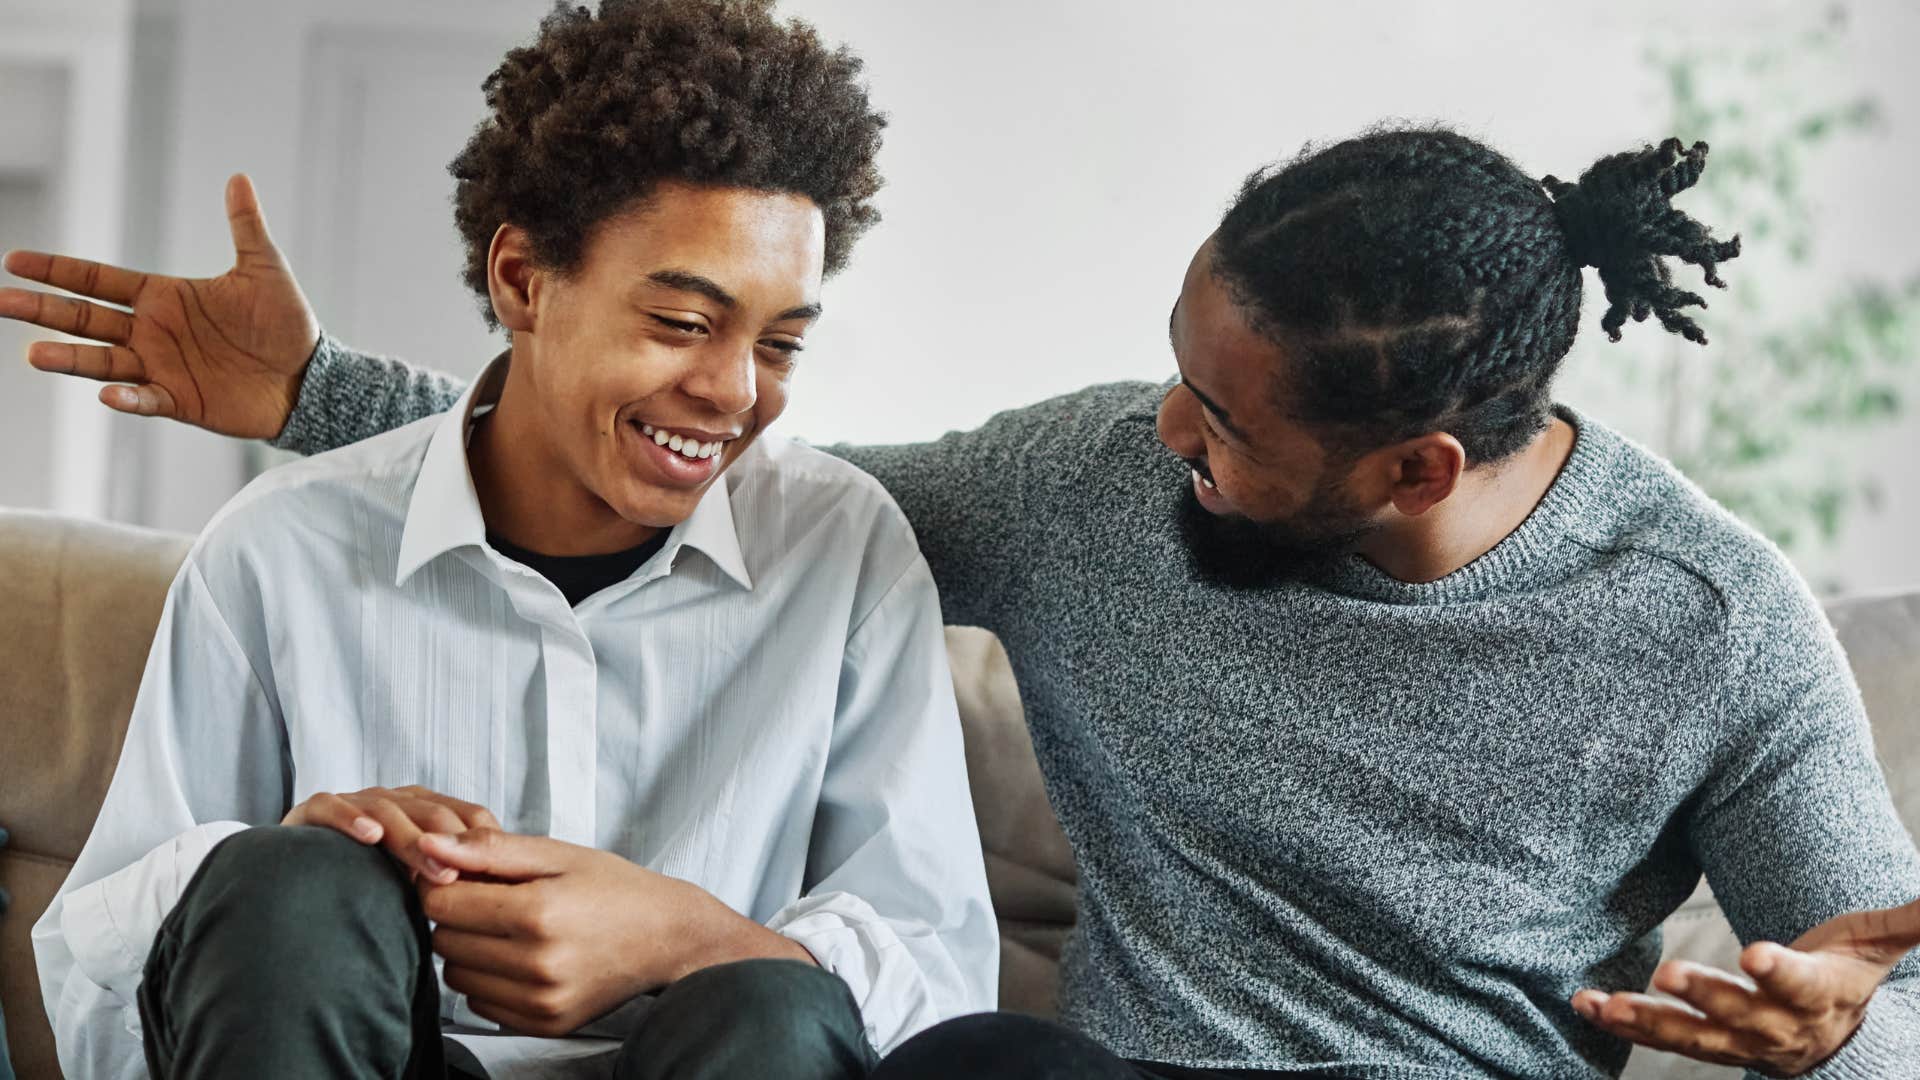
1, 173, 319, 438
1573, 896, 1920, 1076
282, 785, 501, 886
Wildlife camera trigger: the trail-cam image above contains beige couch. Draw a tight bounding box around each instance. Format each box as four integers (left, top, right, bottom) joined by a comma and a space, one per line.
1, 509, 1914, 1079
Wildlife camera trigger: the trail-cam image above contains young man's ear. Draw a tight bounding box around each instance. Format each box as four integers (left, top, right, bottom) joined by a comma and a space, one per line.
486, 224, 539, 333
1379, 432, 1467, 518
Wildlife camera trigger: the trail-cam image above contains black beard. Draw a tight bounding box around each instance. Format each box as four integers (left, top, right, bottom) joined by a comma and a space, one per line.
1175, 482, 1379, 590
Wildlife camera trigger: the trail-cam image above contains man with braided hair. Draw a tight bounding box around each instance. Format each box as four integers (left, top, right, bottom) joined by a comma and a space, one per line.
9, 81, 1918, 1080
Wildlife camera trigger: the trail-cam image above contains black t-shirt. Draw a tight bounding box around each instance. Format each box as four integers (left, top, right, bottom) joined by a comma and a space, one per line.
487, 530, 670, 607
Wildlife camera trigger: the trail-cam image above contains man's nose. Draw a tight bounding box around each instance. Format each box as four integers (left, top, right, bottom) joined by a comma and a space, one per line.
1155, 383, 1203, 459
684, 344, 757, 415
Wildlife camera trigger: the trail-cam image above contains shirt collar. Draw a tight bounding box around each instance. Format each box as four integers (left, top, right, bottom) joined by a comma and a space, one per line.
395, 354, 754, 592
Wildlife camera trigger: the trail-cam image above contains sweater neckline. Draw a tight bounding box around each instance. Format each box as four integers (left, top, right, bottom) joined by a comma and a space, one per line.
1302, 406, 1620, 606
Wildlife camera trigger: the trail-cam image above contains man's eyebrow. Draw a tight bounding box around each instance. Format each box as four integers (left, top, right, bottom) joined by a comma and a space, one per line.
1183, 378, 1246, 440
776, 301, 824, 323
644, 270, 736, 309
1170, 300, 1251, 441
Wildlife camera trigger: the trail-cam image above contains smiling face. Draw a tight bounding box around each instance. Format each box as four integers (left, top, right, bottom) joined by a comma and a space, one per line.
1156, 237, 1382, 575
486, 181, 825, 545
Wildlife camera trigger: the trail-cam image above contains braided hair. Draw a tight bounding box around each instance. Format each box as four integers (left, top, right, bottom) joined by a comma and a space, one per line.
1211, 128, 1741, 465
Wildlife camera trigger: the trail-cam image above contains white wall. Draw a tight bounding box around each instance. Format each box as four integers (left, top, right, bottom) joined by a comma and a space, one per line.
12, 0, 1920, 590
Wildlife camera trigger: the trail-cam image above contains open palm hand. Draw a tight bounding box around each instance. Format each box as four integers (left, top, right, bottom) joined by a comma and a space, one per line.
1, 174, 318, 440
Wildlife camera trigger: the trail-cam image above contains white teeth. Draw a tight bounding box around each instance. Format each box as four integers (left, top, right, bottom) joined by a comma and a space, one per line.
640, 424, 729, 463
1194, 469, 1216, 490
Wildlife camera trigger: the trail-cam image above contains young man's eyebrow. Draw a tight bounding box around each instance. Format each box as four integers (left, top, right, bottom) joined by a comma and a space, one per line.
646, 270, 737, 309
643, 271, 820, 323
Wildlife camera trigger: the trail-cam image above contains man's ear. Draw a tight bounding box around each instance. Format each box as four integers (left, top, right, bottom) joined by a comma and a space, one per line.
1379, 432, 1467, 518
486, 224, 539, 333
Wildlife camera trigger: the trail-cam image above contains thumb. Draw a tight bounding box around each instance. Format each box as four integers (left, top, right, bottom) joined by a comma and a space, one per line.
225, 173, 284, 265
418, 828, 564, 882
1848, 897, 1920, 966
1744, 938, 1889, 1014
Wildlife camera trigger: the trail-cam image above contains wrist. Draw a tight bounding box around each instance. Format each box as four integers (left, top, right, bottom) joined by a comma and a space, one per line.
666, 881, 815, 984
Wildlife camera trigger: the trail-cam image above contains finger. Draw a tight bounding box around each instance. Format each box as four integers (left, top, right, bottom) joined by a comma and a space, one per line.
354, 796, 453, 884
420, 879, 537, 937
285, 793, 384, 844
99, 382, 180, 418
392, 797, 468, 838
27, 340, 143, 381
1654, 960, 1776, 1028
2, 249, 148, 306
432, 927, 549, 982
226, 174, 285, 264
458, 981, 565, 1037
419, 827, 564, 882
1742, 942, 1858, 1012
0, 288, 134, 343
1584, 992, 1750, 1067
393, 786, 502, 832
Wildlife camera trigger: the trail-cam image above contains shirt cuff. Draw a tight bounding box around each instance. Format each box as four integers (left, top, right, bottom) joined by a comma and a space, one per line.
1802, 992, 1916, 1079
61, 821, 251, 1000
767, 891, 942, 1054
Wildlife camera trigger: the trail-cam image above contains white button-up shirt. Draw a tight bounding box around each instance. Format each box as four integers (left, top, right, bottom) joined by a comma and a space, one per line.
33, 364, 998, 1079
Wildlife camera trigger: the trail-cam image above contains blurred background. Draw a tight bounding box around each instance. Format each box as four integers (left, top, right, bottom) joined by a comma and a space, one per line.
2, 0, 1916, 594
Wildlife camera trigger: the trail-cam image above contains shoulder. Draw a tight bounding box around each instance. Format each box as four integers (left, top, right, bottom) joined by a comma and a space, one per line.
727, 433, 914, 546
1565, 411, 1832, 660
186, 414, 438, 595
724, 434, 931, 610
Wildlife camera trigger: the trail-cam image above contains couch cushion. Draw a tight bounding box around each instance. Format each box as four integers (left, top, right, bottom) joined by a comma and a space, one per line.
947, 626, 1077, 1015
0, 511, 192, 865
0, 512, 192, 1080
0, 851, 71, 1080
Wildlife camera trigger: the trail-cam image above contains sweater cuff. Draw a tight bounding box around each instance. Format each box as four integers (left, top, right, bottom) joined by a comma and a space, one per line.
1801, 993, 1910, 1079
268, 331, 344, 455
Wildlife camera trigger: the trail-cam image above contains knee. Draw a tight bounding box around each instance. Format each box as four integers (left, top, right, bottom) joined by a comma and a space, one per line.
192, 826, 410, 932
875, 1012, 1115, 1080
667, 959, 861, 1038
622, 960, 869, 1080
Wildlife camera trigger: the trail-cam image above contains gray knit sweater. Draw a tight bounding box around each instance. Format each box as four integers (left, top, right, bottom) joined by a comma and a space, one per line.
274, 336, 1920, 1078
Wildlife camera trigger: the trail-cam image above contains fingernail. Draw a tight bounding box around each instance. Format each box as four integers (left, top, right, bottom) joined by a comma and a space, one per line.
352, 817, 380, 842
424, 856, 449, 878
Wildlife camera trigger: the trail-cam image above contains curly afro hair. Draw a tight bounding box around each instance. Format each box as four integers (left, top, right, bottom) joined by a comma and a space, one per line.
449, 0, 887, 327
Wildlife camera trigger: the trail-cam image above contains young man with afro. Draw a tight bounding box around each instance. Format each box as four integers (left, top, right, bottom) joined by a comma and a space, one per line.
26, 2, 998, 1077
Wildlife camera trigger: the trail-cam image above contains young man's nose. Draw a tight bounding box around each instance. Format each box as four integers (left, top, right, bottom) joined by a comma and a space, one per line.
684, 346, 757, 415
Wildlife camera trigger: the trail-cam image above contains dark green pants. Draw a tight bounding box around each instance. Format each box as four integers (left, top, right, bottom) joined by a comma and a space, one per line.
138, 827, 877, 1080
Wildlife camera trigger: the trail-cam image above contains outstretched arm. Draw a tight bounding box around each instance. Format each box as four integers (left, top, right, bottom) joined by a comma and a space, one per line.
1574, 581, 1920, 1077
2, 173, 466, 453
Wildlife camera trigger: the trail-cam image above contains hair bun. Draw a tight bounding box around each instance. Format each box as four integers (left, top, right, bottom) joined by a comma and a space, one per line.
1540, 138, 1742, 344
